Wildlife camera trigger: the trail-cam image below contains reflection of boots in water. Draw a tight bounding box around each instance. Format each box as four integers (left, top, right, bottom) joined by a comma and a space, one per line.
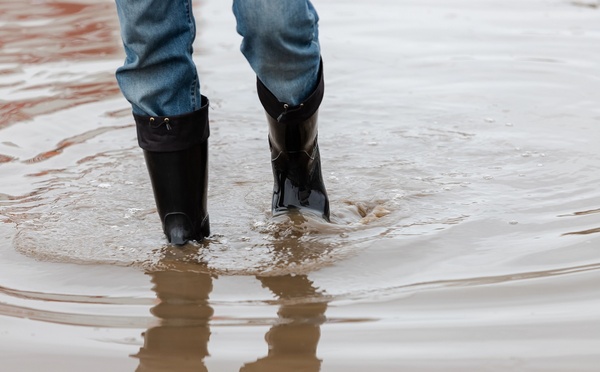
134, 270, 213, 372
240, 275, 327, 372
134, 97, 210, 245
258, 61, 330, 221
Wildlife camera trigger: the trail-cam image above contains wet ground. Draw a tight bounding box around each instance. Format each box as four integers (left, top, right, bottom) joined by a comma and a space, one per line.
1, 0, 600, 370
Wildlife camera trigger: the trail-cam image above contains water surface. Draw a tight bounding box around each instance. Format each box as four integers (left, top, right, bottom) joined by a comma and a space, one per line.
1, 0, 600, 370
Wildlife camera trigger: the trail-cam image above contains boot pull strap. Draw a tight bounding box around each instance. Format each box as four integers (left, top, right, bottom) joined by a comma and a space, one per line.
149, 117, 172, 130
277, 103, 305, 123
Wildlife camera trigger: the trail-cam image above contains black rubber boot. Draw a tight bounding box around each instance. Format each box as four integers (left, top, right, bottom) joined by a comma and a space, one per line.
134, 96, 210, 245
257, 61, 330, 221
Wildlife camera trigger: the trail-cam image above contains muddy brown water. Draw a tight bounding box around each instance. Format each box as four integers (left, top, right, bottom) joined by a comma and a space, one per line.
1, 0, 600, 371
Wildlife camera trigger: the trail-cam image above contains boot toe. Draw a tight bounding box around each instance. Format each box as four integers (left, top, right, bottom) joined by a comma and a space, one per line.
273, 180, 330, 221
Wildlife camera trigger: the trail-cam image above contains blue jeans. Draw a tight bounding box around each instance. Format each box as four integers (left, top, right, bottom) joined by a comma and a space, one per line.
115, 0, 321, 116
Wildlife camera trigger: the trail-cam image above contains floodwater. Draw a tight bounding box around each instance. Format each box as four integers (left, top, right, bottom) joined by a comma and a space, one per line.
1, 0, 600, 370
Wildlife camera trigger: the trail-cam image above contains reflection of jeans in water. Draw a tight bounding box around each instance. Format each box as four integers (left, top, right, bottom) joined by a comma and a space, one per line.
114, 0, 321, 116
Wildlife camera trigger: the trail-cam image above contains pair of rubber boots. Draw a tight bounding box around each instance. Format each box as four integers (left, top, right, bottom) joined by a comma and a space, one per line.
134, 67, 329, 245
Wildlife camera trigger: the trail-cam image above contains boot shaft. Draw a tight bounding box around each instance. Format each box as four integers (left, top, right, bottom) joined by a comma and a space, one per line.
134, 96, 211, 244
257, 60, 330, 221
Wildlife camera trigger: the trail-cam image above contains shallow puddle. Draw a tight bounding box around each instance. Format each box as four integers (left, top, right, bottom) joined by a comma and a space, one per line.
1, 0, 600, 370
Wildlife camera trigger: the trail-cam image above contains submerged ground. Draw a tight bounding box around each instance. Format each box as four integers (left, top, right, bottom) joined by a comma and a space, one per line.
1, 0, 600, 370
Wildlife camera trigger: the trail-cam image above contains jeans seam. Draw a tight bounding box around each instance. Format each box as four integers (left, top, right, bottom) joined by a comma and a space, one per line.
185, 0, 198, 111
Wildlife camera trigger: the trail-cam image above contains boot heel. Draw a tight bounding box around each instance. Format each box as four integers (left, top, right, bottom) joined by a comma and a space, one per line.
164, 213, 193, 246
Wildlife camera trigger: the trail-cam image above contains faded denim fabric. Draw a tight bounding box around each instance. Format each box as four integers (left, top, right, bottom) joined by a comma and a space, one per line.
115, 0, 321, 116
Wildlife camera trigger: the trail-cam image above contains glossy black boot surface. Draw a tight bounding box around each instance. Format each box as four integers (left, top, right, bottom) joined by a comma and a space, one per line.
134, 96, 210, 245
257, 61, 330, 221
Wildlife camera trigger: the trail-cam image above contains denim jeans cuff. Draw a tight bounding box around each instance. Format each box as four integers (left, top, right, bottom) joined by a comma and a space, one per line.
257, 59, 324, 124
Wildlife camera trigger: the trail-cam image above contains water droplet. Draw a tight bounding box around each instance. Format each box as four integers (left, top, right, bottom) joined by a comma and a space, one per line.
509, 220, 518, 225
505, 122, 513, 127
484, 117, 495, 123
97, 183, 111, 189
483, 175, 493, 180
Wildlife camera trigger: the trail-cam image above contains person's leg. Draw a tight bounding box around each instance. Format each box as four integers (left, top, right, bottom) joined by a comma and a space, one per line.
115, 0, 210, 244
115, 0, 201, 116
233, 0, 330, 221
232, 0, 321, 106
